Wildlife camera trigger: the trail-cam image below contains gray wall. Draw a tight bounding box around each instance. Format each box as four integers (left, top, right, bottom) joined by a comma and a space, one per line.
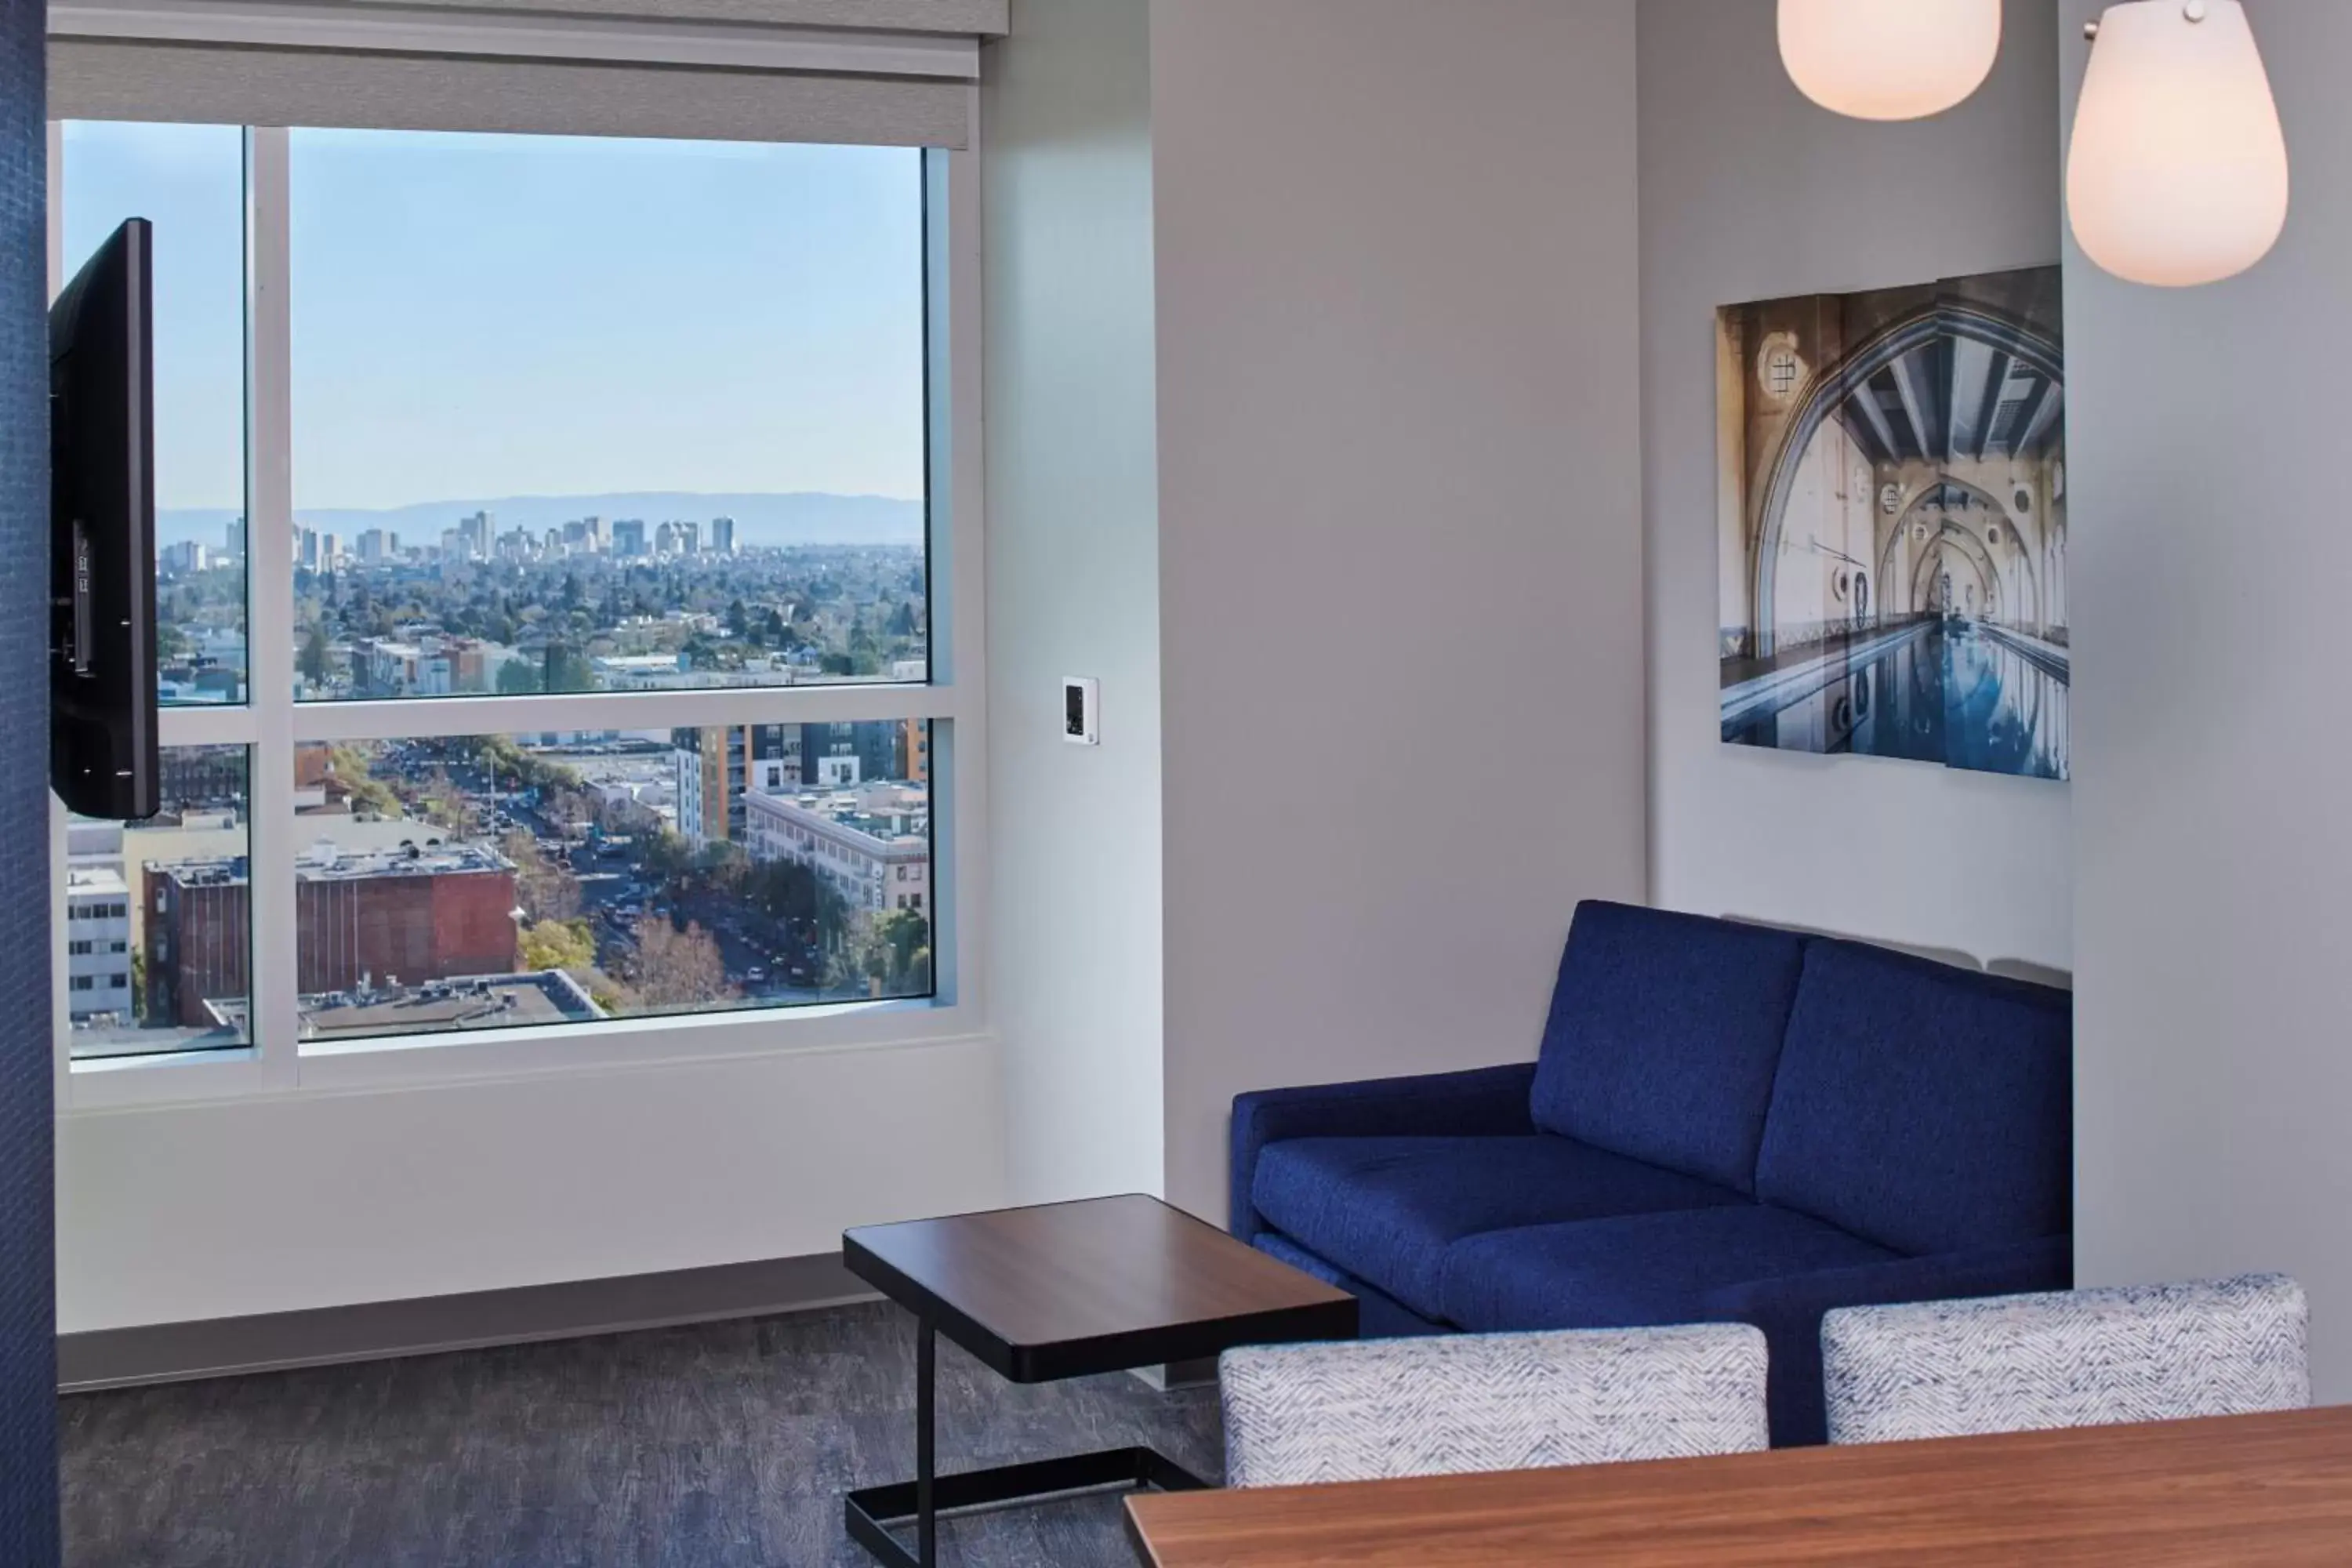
1150, 0, 1647, 1223
2060, 0, 2352, 1399
981, 0, 1167, 1203
1639, 0, 2073, 975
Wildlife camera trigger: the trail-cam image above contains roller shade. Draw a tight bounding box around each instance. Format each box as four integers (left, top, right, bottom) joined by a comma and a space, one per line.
49, 0, 1000, 147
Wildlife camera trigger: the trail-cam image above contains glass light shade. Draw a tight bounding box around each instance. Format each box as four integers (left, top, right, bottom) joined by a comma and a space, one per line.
2067, 1, 2288, 287
1778, 0, 2003, 122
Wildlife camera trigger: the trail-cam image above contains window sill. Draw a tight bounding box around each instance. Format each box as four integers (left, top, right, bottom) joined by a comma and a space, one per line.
61, 998, 990, 1114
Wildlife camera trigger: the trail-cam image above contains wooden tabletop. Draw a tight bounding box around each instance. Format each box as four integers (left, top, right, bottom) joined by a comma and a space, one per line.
842, 1195, 1356, 1384
1127, 1405, 2352, 1566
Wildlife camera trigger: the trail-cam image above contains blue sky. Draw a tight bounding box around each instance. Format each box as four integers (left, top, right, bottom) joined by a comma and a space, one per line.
62, 122, 927, 516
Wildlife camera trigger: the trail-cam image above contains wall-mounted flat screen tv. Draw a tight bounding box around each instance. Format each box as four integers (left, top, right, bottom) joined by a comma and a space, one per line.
50, 216, 159, 820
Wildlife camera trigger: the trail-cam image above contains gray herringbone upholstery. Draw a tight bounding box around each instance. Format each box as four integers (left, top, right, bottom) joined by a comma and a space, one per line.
1823, 1274, 2310, 1445
1218, 1324, 1769, 1488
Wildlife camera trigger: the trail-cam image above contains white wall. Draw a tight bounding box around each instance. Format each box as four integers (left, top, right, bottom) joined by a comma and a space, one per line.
1150, 0, 1647, 1224
1639, 0, 2073, 975
981, 0, 1167, 1205
2060, 0, 2352, 1399
57, 1037, 1004, 1332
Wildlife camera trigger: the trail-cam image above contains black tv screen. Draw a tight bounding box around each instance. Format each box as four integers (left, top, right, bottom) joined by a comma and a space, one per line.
50, 216, 159, 821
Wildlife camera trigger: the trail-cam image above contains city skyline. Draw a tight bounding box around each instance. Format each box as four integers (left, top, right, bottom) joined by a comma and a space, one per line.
154, 488, 926, 553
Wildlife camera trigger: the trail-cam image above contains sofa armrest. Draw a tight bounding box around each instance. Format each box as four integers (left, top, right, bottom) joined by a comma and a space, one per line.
1229, 1062, 1538, 1242
1701, 1236, 2073, 1447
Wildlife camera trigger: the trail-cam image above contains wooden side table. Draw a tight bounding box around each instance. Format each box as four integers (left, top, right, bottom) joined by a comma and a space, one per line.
841, 1194, 1358, 1568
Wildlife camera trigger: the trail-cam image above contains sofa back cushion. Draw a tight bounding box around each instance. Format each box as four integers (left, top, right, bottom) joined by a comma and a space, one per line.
1755, 938, 2072, 1257
1528, 902, 1808, 1192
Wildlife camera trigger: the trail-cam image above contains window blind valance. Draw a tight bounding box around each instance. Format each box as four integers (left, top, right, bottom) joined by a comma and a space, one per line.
49, 0, 999, 147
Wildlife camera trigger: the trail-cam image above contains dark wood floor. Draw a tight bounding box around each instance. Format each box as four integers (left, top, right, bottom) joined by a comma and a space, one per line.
62, 1301, 1223, 1568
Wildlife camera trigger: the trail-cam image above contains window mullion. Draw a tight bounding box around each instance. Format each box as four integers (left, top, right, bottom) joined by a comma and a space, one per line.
245, 125, 300, 1090
286, 685, 953, 746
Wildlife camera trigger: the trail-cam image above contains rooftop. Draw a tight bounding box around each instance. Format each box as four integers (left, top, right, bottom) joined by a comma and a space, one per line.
298, 971, 605, 1042
147, 838, 516, 888
66, 866, 129, 898
298, 841, 514, 881
746, 787, 930, 853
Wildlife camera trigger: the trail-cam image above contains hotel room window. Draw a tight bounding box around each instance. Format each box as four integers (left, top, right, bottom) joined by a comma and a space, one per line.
50, 122, 968, 1080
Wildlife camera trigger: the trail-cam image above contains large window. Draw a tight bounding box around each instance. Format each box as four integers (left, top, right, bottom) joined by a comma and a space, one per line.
51, 123, 966, 1079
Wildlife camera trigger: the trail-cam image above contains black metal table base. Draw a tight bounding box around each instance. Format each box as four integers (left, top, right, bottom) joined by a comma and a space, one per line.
843, 1320, 1209, 1568
844, 1447, 1208, 1568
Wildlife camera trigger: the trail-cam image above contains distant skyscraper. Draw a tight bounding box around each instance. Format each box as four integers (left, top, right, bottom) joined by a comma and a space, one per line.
224, 519, 244, 560
321, 532, 340, 569
357, 528, 386, 564
711, 516, 735, 554
460, 510, 493, 561
584, 515, 608, 554
612, 519, 647, 558
299, 528, 320, 571
655, 521, 680, 556
678, 520, 700, 555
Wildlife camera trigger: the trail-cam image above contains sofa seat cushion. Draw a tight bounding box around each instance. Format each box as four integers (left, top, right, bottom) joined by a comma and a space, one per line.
1250, 1233, 1450, 1341
1253, 1134, 1746, 1321
1755, 938, 2072, 1258
1529, 902, 1809, 1192
1439, 1205, 1899, 1334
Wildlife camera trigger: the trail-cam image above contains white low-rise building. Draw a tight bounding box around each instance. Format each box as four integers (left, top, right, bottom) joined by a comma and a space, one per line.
64, 866, 133, 1021
744, 786, 930, 914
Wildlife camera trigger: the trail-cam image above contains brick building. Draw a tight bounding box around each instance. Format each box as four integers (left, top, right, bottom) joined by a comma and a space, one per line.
144, 844, 520, 1026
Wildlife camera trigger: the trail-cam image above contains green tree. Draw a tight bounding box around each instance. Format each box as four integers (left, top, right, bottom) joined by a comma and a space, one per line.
325, 745, 401, 818
866, 909, 932, 994
638, 829, 699, 891
518, 918, 597, 975
495, 658, 543, 695
742, 857, 842, 935
543, 641, 592, 693
298, 625, 332, 688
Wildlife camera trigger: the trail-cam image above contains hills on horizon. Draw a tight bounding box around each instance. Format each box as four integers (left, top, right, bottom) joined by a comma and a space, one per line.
158, 491, 926, 553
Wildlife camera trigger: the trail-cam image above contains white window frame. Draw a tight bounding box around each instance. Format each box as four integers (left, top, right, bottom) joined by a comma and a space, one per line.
49, 106, 989, 1113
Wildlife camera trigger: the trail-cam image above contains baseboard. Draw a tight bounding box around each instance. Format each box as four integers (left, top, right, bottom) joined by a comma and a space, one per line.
58, 1252, 877, 1394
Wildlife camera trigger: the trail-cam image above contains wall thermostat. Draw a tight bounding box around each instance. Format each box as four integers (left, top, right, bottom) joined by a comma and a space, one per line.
1062, 677, 1100, 746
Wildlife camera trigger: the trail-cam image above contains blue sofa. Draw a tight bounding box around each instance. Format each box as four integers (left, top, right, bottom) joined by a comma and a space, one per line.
1230, 901, 2073, 1446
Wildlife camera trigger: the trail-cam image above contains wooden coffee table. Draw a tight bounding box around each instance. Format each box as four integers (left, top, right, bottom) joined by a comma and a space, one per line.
840, 1194, 1359, 1568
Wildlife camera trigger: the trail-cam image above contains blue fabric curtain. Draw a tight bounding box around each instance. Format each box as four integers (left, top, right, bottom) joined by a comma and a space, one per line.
0, 0, 59, 1559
